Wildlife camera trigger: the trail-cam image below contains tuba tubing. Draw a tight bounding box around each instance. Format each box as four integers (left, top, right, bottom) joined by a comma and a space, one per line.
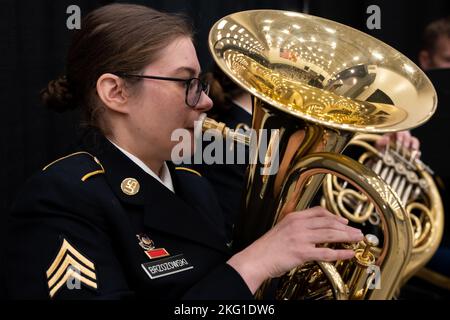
201, 109, 413, 299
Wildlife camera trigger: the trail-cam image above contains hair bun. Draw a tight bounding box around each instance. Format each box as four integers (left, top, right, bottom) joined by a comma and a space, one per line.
40, 76, 76, 112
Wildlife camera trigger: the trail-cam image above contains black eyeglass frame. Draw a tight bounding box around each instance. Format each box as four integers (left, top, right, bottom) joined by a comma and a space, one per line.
115, 72, 210, 108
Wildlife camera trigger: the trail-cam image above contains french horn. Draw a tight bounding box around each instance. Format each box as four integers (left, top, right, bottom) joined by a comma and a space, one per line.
320, 133, 444, 287
203, 9, 438, 299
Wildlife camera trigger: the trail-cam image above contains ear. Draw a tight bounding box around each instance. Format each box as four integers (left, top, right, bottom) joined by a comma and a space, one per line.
96, 73, 130, 114
418, 50, 431, 70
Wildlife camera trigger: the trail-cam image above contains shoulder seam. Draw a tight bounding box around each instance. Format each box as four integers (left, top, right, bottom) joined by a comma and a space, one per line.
42, 151, 105, 182
174, 166, 202, 177
42, 151, 94, 171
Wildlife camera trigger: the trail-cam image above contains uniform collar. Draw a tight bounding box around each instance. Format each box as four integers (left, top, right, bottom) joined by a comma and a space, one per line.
107, 139, 175, 193
80, 130, 229, 253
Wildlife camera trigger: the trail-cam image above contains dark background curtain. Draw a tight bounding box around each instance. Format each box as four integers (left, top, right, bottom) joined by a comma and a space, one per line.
1, 0, 449, 297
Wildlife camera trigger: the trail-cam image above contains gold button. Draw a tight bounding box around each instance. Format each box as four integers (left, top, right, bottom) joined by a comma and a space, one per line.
121, 177, 140, 195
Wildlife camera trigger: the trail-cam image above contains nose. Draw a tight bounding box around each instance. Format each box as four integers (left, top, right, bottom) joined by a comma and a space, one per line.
194, 92, 213, 113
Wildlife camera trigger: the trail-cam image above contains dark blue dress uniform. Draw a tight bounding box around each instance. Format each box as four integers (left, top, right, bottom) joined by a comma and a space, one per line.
4, 130, 253, 299
192, 101, 252, 239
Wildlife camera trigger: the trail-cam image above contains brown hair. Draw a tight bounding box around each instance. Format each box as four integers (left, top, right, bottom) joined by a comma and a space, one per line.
422, 16, 450, 53
41, 3, 193, 130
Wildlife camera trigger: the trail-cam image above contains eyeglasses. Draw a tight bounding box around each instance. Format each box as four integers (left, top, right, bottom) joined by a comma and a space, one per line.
116, 72, 210, 108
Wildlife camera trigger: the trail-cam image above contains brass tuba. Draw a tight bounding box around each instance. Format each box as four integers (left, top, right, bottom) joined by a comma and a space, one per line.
204, 10, 437, 299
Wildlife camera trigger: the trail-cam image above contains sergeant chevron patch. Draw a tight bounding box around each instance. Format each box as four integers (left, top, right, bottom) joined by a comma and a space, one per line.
46, 238, 97, 298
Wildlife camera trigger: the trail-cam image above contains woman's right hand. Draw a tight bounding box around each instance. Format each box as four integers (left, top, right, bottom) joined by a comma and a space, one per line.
227, 206, 364, 294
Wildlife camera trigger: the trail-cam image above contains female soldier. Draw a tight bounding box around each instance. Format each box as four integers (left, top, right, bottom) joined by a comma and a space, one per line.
5, 4, 363, 299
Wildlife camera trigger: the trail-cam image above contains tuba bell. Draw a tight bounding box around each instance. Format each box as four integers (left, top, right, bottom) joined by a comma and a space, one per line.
204, 9, 438, 299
